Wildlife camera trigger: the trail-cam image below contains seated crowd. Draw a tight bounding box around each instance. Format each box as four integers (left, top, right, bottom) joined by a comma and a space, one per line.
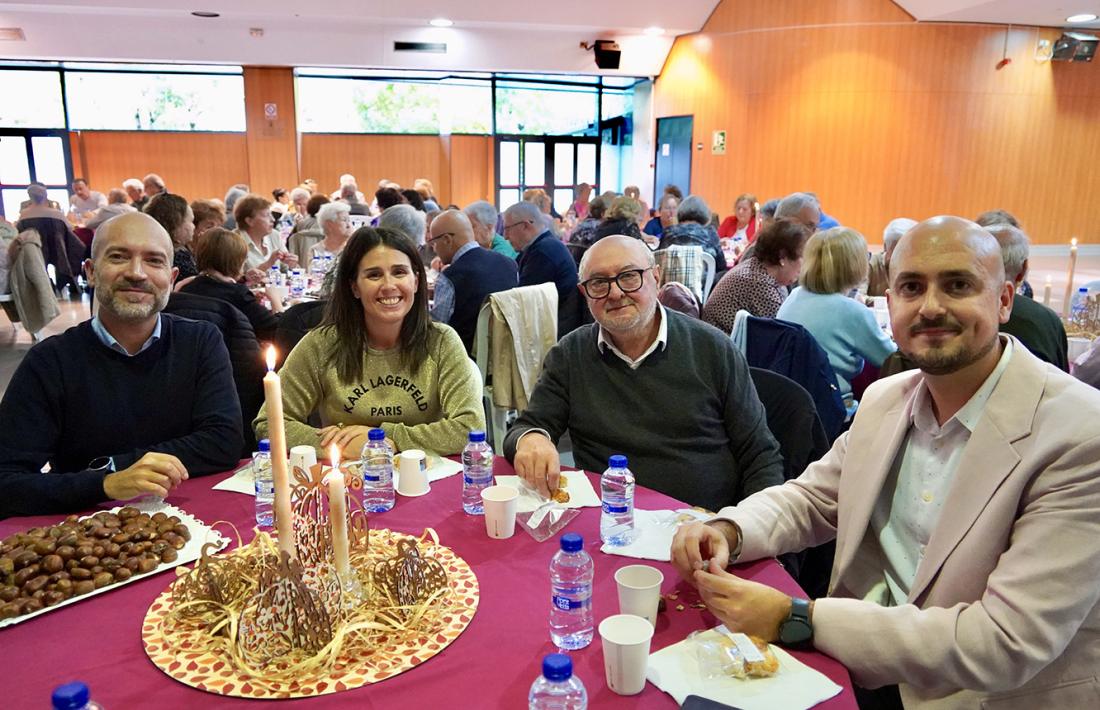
1, 168, 1099, 710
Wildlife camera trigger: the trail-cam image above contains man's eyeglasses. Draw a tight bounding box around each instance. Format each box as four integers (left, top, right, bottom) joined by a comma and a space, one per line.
503, 220, 531, 232
428, 231, 454, 243
579, 267, 654, 299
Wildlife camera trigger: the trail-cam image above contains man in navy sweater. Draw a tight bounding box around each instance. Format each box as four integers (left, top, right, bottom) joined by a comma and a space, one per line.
428, 210, 518, 353
503, 200, 583, 337
0, 212, 242, 519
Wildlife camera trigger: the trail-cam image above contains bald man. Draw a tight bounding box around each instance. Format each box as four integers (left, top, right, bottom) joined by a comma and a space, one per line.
427, 209, 518, 352
504, 235, 783, 510
672, 217, 1100, 709
0, 213, 242, 519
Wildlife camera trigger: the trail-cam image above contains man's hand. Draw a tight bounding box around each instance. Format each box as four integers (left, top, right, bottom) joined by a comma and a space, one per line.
671, 520, 738, 583
694, 564, 793, 643
513, 432, 560, 498
102, 452, 188, 501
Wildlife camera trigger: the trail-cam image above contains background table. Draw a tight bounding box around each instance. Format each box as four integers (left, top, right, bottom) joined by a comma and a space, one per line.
1, 459, 857, 708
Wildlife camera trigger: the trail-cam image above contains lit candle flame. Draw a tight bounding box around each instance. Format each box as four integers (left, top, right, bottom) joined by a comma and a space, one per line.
265, 345, 277, 371
330, 444, 341, 470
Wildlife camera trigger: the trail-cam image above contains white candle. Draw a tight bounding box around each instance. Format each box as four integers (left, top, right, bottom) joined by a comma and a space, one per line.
263, 346, 296, 559
326, 445, 350, 579
1042, 275, 1052, 307
1063, 238, 1078, 318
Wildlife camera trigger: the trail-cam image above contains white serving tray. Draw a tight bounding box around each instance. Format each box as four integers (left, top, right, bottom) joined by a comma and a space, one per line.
0, 499, 229, 628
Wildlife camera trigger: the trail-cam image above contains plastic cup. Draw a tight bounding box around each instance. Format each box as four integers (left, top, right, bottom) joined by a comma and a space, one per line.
396, 449, 429, 497
289, 445, 317, 474
614, 565, 664, 626
481, 485, 518, 539
599, 614, 654, 695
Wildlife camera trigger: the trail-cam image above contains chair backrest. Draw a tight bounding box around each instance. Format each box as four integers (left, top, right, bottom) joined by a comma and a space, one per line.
699, 251, 715, 302
654, 245, 714, 303
287, 229, 324, 266
566, 242, 589, 267
748, 367, 830, 482
657, 281, 700, 319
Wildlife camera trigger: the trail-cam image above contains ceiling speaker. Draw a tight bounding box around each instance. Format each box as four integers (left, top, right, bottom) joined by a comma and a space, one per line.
594, 40, 621, 70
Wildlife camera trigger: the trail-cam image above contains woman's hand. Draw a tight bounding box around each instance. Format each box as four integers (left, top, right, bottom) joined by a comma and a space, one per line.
279, 251, 299, 269
318, 425, 398, 456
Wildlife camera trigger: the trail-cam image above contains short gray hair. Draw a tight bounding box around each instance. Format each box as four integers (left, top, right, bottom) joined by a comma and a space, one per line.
317, 200, 351, 226
340, 182, 359, 200
984, 223, 1030, 282
775, 192, 819, 221
290, 187, 310, 202
503, 200, 543, 227
143, 173, 165, 189
107, 188, 128, 204
464, 200, 498, 229
378, 204, 426, 244
676, 195, 711, 225
122, 178, 143, 191
882, 218, 917, 252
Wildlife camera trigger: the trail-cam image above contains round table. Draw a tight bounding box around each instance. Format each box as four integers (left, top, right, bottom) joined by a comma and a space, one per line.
0, 459, 857, 708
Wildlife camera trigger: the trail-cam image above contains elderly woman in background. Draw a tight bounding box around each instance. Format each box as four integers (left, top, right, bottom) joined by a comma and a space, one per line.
191, 199, 226, 242
776, 227, 896, 400
180, 227, 283, 341
254, 227, 484, 457
718, 193, 758, 242
643, 192, 679, 240
289, 187, 311, 222
145, 193, 197, 279
659, 195, 727, 275
593, 195, 645, 243
222, 183, 249, 229
235, 193, 297, 275
311, 201, 353, 259
568, 195, 606, 246
703, 218, 810, 330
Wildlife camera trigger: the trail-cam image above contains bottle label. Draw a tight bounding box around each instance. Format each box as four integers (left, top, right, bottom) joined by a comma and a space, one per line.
602, 502, 629, 514
552, 594, 589, 611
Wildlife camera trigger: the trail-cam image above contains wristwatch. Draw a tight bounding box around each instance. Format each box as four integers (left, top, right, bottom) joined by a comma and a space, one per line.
778, 597, 813, 645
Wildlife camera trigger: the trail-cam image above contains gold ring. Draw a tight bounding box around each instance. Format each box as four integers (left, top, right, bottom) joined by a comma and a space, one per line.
337, 423, 344, 429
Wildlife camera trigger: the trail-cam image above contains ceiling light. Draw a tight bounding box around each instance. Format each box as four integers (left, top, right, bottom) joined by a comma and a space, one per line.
644, 27, 664, 36
1067, 14, 1098, 22
0, 27, 26, 41
191, 11, 220, 18
429, 18, 453, 28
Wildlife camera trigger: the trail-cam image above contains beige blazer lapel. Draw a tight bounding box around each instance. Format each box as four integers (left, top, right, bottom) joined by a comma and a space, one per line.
907, 343, 1044, 602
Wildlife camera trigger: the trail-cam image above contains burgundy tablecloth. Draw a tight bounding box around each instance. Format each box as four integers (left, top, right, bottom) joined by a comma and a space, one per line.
1, 460, 857, 708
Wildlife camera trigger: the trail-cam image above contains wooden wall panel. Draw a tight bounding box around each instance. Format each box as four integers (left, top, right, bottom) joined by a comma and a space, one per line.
448, 135, 494, 209
71, 131, 248, 203
243, 67, 299, 198
654, 0, 1100, 244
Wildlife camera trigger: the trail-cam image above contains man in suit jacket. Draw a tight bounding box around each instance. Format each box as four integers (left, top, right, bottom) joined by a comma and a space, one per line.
428, 210, 518, 352
503, 200, 581, 337
672, 216, 1100, 709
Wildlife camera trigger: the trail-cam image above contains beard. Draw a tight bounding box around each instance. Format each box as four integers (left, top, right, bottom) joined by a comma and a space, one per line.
901, 317, 998, 376
97, 279, 167, 321
593, 295, 656, 335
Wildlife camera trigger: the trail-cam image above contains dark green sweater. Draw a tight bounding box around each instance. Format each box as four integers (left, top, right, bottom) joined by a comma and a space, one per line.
504, 310, 784, 509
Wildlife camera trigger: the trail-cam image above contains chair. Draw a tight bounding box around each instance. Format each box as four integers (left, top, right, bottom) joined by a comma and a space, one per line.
274, 299, 327, 357
566, 242, 589, 267
657, 281, 700, 319
654, 245, 715, 303
287, 229, 323, 266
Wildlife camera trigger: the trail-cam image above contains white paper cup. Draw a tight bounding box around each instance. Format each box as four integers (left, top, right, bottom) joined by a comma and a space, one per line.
396, 449, 429, 497
599, 614, 654, 695
614, 565, 664, 626
289, 445, 317, 474
481, 485, 518, 539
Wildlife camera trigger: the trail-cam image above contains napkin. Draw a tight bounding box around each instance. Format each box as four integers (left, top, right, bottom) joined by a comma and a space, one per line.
599, 509, 711, 561
647, 628, 842, 710
212, 460, 255, 495
393, 455, 463, 489
494, 471, 601, 513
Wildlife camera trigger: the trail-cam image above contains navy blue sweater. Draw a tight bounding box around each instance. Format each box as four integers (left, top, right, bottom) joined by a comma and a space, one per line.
0, 315, 243, 519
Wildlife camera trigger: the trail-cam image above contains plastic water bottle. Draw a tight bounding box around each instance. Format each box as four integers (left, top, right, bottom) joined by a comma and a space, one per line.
268, 264, 284, 287
309, 254, 325, 288
324, 254, 335, 274
51, 682, 104, 710
361, 428, 395, 513
462, 430, 494, 514
529, 654, 588, 710
253, 438, 274, 528
549, 533, 594, 650
600, 454, 637, 546
1070, 287, 1089, 321
289, 268, 305, 298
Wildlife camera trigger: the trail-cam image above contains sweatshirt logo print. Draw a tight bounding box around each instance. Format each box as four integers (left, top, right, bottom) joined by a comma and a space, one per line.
343, 373, 429, 414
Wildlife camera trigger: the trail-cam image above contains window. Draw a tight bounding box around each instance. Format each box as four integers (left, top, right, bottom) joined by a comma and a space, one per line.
495, 79, 599, 136
64, 70, 246, 131
296, 75, 491, 134
0, 70, 65, 128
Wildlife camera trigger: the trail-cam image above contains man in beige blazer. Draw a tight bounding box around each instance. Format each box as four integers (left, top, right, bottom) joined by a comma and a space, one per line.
672, 216, 1100, 709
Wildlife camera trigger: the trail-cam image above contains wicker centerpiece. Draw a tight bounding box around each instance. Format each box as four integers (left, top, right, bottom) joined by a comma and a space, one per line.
141, 463, 479, 699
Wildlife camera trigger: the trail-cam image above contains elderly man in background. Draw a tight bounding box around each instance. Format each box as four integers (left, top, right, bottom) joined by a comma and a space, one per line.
737, 192, 820, 265
338, 182, 370, 216
505, 235, 783, 510
142, 173, 166, 200
503, 200, 582, 337
68, 178, 107, 222
378, 204, 427, 246
0, 212, 242, 518
330, 173, 366, 202
867, 218, 918, 297
672, 216, 1100, 709
85, 189, 136, 233
122, 178, 146, 210
464, 200, 518, 258
289, 187, 311, 222
428, 210, 519, 352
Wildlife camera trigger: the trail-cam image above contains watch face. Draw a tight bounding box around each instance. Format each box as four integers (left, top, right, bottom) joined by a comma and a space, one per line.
780, 618, 813, 645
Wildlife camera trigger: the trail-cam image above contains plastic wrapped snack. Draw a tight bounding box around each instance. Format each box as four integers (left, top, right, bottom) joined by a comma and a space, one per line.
691, 628, 779, 679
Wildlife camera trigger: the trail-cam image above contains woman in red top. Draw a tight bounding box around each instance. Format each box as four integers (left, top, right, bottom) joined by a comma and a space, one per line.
718, 193, 758, 242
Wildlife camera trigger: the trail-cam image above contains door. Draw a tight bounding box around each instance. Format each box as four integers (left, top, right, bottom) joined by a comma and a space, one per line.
0, 129, 74, 219
654, 116, 692, 198
494, 135, 600, 215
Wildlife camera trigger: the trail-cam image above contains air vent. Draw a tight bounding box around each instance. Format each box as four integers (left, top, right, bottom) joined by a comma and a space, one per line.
0, 28, 26, 41
393, 41, 446, 53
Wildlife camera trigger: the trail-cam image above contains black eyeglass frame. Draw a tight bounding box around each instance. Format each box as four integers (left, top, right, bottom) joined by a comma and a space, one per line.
579, 266, 654, 299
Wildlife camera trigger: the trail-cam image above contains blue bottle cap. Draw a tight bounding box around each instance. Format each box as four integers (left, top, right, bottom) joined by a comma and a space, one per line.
257, 439, 270, 452
1079, 287, 1088, 293
560, 532, 583, 552
542, 653, 573, 682
51, 682, 90, 710
368, 428, 386, 441
609, 454, 628, 468
468, 430, 486, 443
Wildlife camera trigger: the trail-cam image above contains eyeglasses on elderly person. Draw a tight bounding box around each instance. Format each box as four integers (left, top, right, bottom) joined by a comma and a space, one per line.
579, 267, 654, 299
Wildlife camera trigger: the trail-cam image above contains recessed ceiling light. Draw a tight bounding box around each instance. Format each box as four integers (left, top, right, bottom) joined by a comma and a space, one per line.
191, 11, 220, 18
1067, 13, 1098, 22
644, 26, 664, 36
429, 18, 453, 28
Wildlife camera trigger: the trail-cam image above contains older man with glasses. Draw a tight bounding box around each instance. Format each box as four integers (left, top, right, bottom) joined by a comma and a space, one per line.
503, 235, 783, 511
